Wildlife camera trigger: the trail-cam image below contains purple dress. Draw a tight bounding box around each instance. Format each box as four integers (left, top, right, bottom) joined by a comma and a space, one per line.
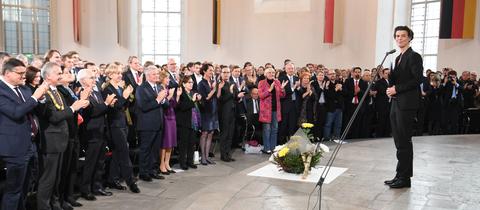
162, 96, 177, 148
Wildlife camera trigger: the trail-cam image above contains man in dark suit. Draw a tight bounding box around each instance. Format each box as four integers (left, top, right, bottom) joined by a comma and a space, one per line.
217, 67, 238, 162
278, 62, 299, 144
190, 62, 202, 91
374, 68, 392, 137
0, 58, 47, 210
344, 67, 367, 139
167, 58, 179, 88
77, 69, 115, 200
135, 65, 168, 181
123, 56, 144, 148
229, 65, 247, 148
245, 87, 262, 144
37, 62, 88, 210
440, 70, 463, 134
384, 26, 423, 189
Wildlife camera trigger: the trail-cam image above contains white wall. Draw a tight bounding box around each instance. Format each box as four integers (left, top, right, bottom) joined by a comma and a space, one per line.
51, 0, 138, 64
183, 0, 379, 69
437, 0, 480, 74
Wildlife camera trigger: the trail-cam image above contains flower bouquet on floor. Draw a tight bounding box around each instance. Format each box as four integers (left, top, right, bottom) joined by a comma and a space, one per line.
270, 123, 329, 179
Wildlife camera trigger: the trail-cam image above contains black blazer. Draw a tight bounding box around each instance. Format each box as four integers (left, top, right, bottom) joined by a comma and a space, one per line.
278, 74, 299, 104
324, 80, 346, 112
0, 81, 39, 157
218, 81, 237, 119
374, 78, 391, 111
175, 88, 197, 129
168, 72, 179, 88
344, 78, 367, 105
57, 85, 80, 140
245, 97, 260, 124
40, 87, 74, 153
81, 89, 108, 137
102, 84, 129, 128
135, 82, 168, 131
122, 69, 141, 90
389, 47, 423, 110
198, 79, 216, 113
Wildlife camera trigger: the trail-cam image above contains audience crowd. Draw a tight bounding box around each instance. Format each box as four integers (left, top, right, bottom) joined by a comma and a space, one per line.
0, 50, 479, 210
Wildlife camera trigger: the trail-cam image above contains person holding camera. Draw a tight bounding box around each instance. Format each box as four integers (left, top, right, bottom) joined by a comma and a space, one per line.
441, 70, 463, 134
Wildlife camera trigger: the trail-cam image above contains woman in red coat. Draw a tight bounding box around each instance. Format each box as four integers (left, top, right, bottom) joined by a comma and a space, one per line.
258, 68, 287, 154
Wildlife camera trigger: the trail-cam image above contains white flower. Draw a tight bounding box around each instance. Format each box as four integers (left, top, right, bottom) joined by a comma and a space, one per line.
273, 145, 284, 152
319, 144, 329, 153
269, 152, 278, 164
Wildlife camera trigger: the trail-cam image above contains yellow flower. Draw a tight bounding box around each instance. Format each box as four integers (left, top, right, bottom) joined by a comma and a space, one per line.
301, 123, 314, 128
278, 147, 289, 157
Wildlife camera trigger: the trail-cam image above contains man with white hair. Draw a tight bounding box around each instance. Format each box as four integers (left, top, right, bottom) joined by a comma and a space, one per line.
37, 62, 88, 210
135, 65, 168, 181
167, 58, 179, 88
77, 69, 116, 200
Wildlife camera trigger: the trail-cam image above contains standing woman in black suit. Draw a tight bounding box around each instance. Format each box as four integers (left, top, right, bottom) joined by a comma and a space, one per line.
175, 76, 202, 170
385, 26, 423, 189
102, 63, 140, 193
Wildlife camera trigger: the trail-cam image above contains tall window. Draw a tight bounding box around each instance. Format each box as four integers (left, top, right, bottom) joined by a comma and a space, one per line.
1, 0, 50, 55
410, 0, 441, 71
141, 0, 182, 65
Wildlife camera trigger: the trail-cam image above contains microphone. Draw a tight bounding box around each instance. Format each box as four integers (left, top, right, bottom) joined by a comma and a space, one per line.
386, 49, 396, 55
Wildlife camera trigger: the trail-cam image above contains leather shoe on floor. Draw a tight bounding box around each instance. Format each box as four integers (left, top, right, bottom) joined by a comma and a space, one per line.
389, 179, 411, 188
139, 174, 153, 182
80, 193, 96, 201
150, 173, 165, 180
93, 188, 113, 196
188, 164, 197, 169
167, 169, 176, 173
221, 157, 231, 162
107, 181, 127, 190
61, 202, 74, 210
384, 177, 399, 185
66, 197, 82, 207
128, 183, 141, 193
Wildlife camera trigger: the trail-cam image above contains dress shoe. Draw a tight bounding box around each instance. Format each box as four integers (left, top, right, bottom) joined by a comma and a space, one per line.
188, 164, 197, 169
209, 152, 215, 158
128, 183, 141, 193
167, 169, 176, 173
149, 173, 165, 179
80, 193, 96, 201
206, 159, 216, 165
107, 181, 127, 190
384, 177, 399, 185
228, 157, 236, 162
61, 202, 74, 210
93, 188, 113, 196
66, 197, 82, 207
389, 178, 411, 189
180, 165, 189, 170
160, 170, 170, 175
139, 174, 153, 182
221, 157, 231, 162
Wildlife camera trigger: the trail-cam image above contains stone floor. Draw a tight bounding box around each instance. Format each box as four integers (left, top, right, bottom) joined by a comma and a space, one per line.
79, 134, 480, 210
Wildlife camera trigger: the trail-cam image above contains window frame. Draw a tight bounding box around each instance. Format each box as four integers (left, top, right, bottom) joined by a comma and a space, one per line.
0, 0, 51, 55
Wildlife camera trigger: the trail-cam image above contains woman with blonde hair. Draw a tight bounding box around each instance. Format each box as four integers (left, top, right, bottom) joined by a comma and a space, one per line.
158, 70, 179, 174
102, 63, 140, 193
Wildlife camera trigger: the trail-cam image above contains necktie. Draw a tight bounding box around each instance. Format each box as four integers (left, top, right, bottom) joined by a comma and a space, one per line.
253, 99, 258, 114
135, 72, 141, 84
452, 85, 457, 99
14, 87, 38, 137
290, 76, 296, 100
397, 54, 403, 65
92, 91, 101, 103
354, 80, 359, 104
153, 85, 158, 93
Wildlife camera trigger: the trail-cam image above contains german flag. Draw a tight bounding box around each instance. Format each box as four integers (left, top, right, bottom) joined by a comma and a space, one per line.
439, 0, 477, 39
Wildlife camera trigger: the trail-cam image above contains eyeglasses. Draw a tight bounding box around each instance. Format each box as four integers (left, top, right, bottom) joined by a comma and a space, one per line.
221, 72, 230, 74
13, 71, 26, 76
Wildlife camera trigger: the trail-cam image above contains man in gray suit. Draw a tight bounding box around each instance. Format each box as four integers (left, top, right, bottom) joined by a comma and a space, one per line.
37, 62, 88, 210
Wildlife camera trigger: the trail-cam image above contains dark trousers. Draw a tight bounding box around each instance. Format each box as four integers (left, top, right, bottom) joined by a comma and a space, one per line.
376, 106, 391, 137
219, 116, 235, 159
345, 103, 363, 139
1, 143, 35, 210
109, 127, 134, 185
442, 100, 461, 134
278, 102, 298, 144
360, 105, 375, 138
138, 130, 162, 176
233, 115, 247, 147
60, 139, 79, 202
80, 138, 105, 194
314, 105, 327, 141
37, 152, 63, 210
177, 127, 197, 167
390, 100, 416, 179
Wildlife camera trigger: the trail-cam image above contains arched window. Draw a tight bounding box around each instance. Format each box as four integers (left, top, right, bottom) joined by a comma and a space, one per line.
141, 0, 182, 65
410, 0, 441, 71
1, 0, 50, 55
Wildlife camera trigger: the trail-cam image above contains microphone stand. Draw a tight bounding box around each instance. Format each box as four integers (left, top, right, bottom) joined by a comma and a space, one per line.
314, 50, 395, 210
